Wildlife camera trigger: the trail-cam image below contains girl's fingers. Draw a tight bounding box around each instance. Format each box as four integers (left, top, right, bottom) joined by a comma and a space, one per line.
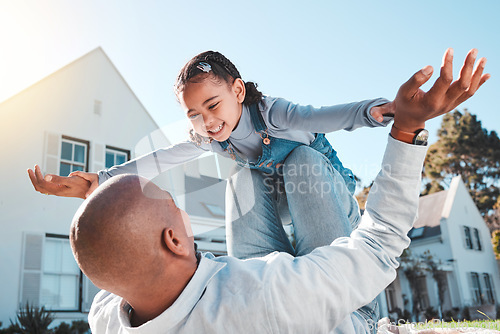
370, 108, 384, 122
27, 169, 41, 192
34, 165, 45, 183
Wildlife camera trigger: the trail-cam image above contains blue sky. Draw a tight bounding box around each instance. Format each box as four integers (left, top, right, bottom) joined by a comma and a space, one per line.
1, 0, 498, 186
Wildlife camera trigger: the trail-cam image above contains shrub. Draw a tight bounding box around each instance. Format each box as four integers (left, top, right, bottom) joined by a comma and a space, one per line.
54, 322, 71, 334
402, 309, 412, 322
0, 324, 19, 334
10, 303, 54, 334
461, 306, 471, 321
52, 320, 90, 334
424, 306, 439, 320
69, 320, 89, 334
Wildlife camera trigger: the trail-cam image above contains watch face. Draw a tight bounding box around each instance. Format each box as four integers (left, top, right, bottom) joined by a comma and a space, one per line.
414, 129, 429, 146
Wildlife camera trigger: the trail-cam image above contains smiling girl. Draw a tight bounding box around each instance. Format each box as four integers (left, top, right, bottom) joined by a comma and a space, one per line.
33, 50, 395, 257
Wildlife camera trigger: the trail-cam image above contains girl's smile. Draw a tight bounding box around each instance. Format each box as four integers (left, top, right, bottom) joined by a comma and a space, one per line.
178, 75, 245, 142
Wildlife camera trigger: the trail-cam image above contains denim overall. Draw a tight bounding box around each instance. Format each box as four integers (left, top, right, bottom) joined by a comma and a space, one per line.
218, 103, 356, 195
221, 104, 380, 332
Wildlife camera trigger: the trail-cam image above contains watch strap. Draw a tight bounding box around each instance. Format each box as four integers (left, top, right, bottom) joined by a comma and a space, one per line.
390, 125, 416, 144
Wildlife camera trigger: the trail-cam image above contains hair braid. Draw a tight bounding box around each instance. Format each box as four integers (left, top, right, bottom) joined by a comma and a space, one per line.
203, 53, 242, 79
175, 51, 263, 106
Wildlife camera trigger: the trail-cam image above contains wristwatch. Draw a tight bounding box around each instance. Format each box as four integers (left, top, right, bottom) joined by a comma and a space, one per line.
390, 125, 429, 146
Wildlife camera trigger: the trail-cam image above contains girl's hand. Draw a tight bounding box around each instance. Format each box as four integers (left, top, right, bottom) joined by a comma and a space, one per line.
27, 165, 94, 199
370, 102, 395, 123
68, 171, 99, 198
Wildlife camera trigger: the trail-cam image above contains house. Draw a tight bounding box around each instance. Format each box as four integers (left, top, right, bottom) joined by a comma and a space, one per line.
0, 47, 233, 327
381, 176, 500, 319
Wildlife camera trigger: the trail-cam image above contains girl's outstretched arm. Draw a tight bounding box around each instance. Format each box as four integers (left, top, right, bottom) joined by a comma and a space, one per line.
28, 140, 212, 199
27, 165, 91, 199
268, 96, 393, 133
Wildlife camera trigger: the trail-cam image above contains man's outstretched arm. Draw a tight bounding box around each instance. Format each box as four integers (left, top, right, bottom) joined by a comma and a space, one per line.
260, 48, 489, 332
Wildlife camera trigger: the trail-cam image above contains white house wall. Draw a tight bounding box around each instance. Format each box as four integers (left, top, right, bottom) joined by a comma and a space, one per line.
0, 48, 171, 325
445, 178, 500, 306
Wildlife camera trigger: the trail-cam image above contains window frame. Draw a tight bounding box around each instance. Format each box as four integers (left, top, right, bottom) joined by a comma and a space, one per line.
105, 145, 130, 169
483, 273, 495, 304
463, 226, 473, 250
60, 136, 90, 176
473, 228, 482, 251
416, 275, 430, 309
470, 272, 484, 305
385, 282, 397, 312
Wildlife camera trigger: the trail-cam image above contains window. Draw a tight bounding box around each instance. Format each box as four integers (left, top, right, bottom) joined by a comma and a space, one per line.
473, 228, 482, 251
105, 146, 130, 168
409, 227, 424, 238
470, 272, 484, 305
20, 233, 100, 313
463, 226, 473, 250
202, 203, 225, 218
483, 273, 495, 304
41, 235, 80, 311
385, 282, 397, 311
60, 137, 89, 176
416, 276, 430, 309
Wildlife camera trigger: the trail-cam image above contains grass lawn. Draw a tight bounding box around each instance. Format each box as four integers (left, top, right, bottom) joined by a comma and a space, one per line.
410, 319, 500, 331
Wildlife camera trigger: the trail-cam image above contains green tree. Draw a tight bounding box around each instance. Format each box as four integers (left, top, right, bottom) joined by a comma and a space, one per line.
423, 109, 500, 231
355, 182, 372, 211
492, 230, 500, 260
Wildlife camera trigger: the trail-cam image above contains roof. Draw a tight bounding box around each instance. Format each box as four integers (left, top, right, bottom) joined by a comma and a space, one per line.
0, 47, 163, 133
409, 178, 458, 240
413, 190, 449, 229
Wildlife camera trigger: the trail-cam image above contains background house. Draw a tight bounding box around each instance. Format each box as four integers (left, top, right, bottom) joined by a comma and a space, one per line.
0, 47, 233, 326
383, 176, 500, 319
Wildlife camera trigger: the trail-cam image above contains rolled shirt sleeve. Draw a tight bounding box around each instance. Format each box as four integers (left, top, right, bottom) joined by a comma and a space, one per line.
262, 136, 428, 332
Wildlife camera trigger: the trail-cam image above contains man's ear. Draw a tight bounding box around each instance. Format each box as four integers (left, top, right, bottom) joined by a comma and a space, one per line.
162, 228, 190, 256
232, 78, 246, 104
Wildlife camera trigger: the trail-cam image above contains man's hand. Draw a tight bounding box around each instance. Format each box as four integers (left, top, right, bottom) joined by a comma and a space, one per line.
393, 48, 490, 132
27, 165, 95, 199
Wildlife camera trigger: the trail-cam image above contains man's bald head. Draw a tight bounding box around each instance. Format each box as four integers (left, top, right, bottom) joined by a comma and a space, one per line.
70, 174, 194, 295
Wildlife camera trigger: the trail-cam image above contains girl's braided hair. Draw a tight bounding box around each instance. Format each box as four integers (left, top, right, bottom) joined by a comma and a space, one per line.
175, 51, 263, 144
175, 51, 263, 105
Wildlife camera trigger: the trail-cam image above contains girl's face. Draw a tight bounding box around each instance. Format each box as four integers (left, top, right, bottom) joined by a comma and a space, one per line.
178, 76, 245, 142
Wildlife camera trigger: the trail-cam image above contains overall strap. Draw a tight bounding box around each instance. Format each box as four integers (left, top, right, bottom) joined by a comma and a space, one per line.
218, 103, 266, 150
249, 103, 267, 132
219, 140, 230, 150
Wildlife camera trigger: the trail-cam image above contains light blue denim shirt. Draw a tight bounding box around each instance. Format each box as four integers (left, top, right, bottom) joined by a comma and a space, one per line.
89, 136, 429, 333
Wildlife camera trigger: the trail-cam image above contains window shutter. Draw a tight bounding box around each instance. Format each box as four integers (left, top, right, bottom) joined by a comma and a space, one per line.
44, 132, 61, 175
490, 274, 497, 304
20, 233, 44, 307
91, 142, 105, 172
82, 274, 101, 312
465, 272, 472, 304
